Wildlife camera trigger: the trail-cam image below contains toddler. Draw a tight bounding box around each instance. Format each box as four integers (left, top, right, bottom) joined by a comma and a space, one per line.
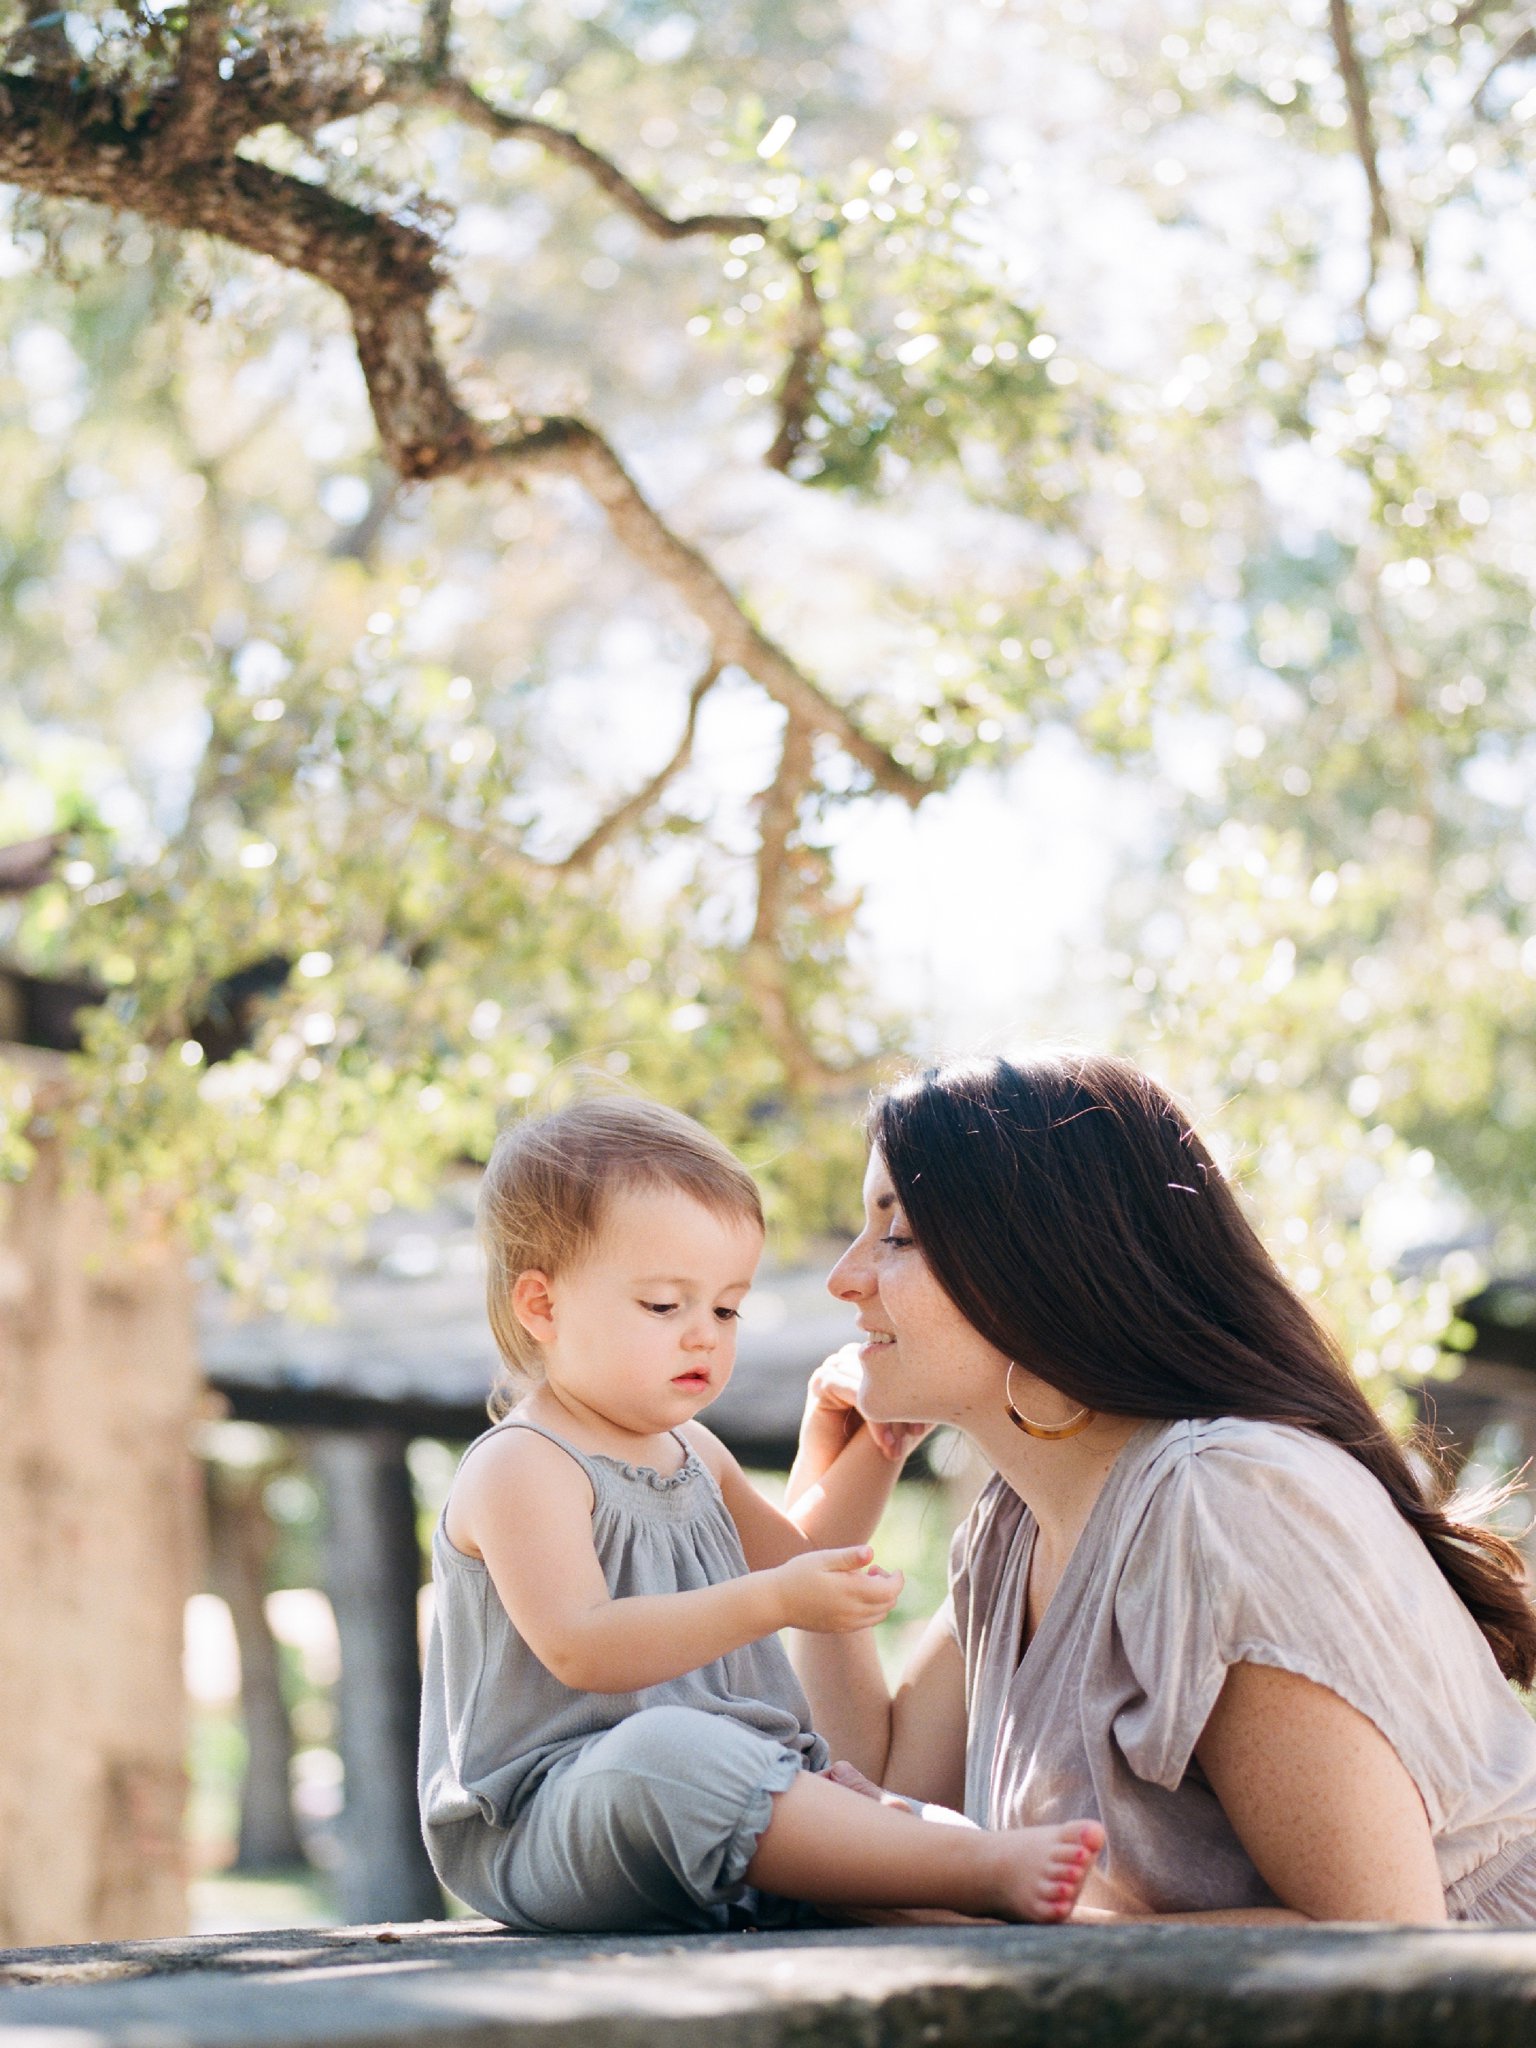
418, 1095, 1104, 1931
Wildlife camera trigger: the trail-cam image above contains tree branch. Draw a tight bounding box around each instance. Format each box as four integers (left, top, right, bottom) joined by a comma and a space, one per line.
743, 716, 820, 1091
0, 834, 61, 894
765, 262, 824, 474
339, 662, 719, 881
558, 658, 722, 874
29, 24, 832, 492
422, 0, 454, 79
327, 470, 399, 564
1472, 20, 1536, 110
475, 422, 917, 797
739, 718, 871, 1094
1328, 0, 1393, 282
156, 0, 234, 168
404, 71, 828, 476
402, 72, 761, 241
1452, 0, 1519, 31
5, 0, 73, 73
0, 60, 919, 799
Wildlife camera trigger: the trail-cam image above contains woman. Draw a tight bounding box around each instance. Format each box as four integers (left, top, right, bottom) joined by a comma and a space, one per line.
787, 1052, 1536, 1923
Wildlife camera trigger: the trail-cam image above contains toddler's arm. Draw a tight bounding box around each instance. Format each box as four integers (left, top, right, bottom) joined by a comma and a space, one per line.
452, 1428, 901, 1694
784, 1346, 929, 1543
685, 1408, 903, 1567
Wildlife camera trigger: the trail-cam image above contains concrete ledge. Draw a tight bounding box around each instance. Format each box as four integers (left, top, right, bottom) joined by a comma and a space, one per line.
4, 1919, 1536, 2048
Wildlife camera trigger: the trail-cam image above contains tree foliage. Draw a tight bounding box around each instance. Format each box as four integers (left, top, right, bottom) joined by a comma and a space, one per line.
1, 0, 1532, 1380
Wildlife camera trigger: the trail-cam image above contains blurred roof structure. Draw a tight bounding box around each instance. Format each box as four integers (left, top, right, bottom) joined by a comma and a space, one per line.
201, 1181, 858, 1464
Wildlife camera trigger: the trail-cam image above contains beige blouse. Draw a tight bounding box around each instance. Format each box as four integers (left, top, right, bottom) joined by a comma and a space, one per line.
948, 1416, 1536, 1921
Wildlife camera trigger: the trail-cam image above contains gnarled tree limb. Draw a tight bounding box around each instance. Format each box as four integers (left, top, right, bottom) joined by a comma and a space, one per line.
740, 716, 868, 1092
743, 715, 819, 1090
404, 72, 762, 241
765, 262, 824, 473
0, 62, 912, 800
405, 69, 830, 477
422, 0, 454, 79
1328, 0, 1393, 285
474, 422, 915, 796
558, 658, 722, 874
1472, 21, 1536, 110
1452, 0, 1520, 31
0, 27, 913, 1091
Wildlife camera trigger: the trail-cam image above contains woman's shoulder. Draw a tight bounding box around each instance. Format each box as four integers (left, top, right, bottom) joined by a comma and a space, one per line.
1136, 1413, 1391, 1511
1120, 1413, 1431, 1605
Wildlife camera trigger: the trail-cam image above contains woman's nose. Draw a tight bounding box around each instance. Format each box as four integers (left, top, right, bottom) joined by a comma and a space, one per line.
826, 1237, 871, 1302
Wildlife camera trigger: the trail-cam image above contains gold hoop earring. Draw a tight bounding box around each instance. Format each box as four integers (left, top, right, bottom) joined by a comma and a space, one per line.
1005, 1362, 1096, 1440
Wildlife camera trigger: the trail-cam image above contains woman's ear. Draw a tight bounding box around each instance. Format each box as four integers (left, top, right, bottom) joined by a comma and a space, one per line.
510, 1268, 558, 1344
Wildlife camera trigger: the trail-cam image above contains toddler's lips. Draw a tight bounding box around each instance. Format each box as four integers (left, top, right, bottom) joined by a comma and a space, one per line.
672, 1370, 711, 1390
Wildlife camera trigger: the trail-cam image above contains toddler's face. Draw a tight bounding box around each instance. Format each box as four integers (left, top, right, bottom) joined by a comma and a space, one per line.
531, 1187, 764, 1436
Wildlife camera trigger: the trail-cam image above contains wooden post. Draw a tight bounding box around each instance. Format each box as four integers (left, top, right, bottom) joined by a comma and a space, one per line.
205, 1465, 309, 1872
311, 1429, 443, 1924
0, 1060, 202, 1944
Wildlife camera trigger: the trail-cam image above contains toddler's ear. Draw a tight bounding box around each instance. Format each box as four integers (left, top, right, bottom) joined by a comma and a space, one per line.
511, 1269, 558, 1343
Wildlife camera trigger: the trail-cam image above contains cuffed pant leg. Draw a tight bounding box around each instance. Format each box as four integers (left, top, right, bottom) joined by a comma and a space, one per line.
500, 1706, 806, 1934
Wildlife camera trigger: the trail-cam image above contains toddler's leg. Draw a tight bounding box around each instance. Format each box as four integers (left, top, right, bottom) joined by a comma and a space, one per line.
746, 1772, 1103, 1922
501, 1706, 806, 1933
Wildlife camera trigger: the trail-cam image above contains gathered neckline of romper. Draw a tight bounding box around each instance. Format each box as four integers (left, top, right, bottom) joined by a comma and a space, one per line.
489, 1417, 705, 1494
586, 1447, 704, 1493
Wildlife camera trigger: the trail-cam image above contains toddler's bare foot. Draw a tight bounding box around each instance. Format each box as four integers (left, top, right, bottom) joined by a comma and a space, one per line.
988, 1820, 1105, 1923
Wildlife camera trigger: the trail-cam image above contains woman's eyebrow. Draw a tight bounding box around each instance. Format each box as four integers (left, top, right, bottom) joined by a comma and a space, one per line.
874, 1192, 896, 1212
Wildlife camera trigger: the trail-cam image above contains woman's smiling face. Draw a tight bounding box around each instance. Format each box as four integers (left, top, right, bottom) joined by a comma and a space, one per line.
826, 1149, 1010, 1427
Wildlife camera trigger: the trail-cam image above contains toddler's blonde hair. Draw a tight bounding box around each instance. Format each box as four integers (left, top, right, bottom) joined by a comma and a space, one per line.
479, 1095, 764, 1414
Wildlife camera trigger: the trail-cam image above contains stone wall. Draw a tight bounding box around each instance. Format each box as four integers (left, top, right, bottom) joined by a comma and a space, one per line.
4, 1919, 1536, 2048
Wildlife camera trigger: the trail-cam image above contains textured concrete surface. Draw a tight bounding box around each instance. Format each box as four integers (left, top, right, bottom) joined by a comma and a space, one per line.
4, 1918, 1536, 2048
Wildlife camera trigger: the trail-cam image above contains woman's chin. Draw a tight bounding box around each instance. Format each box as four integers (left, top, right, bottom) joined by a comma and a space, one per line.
857, 1380, 911, 1428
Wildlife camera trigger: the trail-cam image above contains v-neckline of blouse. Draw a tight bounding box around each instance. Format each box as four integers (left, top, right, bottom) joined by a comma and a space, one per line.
1011, 1418, 1168, 1676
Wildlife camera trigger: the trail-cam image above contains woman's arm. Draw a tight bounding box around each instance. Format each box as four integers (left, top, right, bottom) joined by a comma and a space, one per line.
1189, 1661, 1447, 1923
454, 1431, 901, 1693
793, 1603, 969, 1801
886, 1613, 969, 1808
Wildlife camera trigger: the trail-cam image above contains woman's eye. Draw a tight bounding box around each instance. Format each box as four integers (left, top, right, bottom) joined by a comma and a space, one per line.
879, 1233, 914, 1249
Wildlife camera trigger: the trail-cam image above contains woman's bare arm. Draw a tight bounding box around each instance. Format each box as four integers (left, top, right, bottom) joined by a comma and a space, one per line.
1186, 1661, 1447, 1923
885, 1614, 969, 1809
793, 1603, 968, 1802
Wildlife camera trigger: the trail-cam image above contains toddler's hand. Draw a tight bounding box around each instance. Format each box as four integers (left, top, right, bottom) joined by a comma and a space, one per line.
772, 1545, 903, 1633
807, 1346, 931, 1463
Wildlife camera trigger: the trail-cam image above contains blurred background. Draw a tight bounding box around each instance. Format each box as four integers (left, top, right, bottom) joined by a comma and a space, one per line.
4, 0, 1536, 1945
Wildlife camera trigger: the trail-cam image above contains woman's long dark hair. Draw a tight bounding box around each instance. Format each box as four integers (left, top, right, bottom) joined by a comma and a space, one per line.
871, 1051, 1536, 1687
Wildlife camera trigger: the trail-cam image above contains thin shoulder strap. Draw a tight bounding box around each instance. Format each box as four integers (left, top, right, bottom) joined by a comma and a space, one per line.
457, 1416, 602, 1487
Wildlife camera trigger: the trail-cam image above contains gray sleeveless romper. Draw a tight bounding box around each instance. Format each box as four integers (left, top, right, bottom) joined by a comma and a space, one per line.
418, 1418, 830, 1932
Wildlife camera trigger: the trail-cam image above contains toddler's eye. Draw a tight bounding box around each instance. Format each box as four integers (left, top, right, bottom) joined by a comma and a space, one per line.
641, 1300, 679, 1316
714, 1305, 742, 1322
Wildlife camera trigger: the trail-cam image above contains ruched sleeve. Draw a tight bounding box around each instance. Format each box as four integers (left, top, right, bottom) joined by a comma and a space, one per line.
1108, 1419, 1499, 1823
